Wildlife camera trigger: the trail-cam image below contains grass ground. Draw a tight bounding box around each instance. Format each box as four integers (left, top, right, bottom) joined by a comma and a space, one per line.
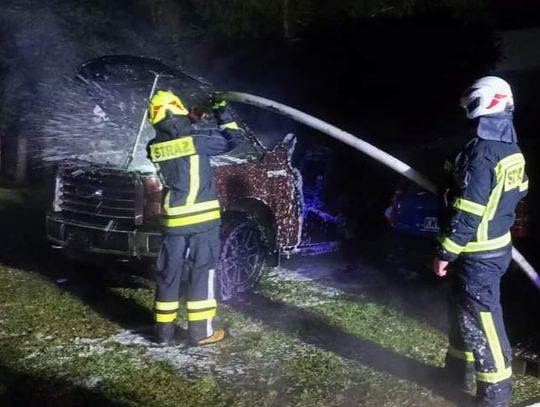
1, 185, 540, 406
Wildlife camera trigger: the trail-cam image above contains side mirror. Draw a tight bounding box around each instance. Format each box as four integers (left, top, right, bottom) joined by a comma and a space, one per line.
274, 133, 297, 159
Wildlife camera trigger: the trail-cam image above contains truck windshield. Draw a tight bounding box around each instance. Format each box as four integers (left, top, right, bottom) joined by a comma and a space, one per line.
75, 56, 264, 172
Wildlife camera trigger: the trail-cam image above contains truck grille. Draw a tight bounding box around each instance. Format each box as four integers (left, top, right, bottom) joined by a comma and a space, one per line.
57, 165, 144, 228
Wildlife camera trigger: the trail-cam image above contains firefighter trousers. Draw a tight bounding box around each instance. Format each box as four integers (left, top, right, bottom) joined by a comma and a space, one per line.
446, 250, 513, 407
154, 227, 220, 342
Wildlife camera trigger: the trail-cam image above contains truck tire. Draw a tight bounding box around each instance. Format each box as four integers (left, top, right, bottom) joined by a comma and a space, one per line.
217, 216, 267, 301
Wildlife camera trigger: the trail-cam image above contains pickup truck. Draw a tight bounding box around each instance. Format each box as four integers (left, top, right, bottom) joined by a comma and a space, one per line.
45, 55, 344, 299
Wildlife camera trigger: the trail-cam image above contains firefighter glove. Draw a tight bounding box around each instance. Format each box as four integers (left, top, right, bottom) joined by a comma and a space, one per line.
210, 93, 227, 111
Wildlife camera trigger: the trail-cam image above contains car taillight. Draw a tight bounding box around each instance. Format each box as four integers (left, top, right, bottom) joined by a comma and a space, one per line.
142, 175, 163, 220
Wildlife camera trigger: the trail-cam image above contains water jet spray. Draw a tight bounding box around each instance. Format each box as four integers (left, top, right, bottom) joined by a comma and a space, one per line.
123, 72, 160, 169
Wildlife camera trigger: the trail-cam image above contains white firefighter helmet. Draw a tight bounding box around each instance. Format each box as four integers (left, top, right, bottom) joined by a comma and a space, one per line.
460, 76, 514, 119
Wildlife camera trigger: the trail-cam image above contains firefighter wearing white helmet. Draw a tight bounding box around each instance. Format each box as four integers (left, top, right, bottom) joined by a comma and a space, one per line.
460, 76, 514, 119
434, 76, 528, 406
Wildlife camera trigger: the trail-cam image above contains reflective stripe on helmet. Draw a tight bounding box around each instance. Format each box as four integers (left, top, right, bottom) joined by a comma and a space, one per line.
460, 76, 514, 119
148, 90, 188, 124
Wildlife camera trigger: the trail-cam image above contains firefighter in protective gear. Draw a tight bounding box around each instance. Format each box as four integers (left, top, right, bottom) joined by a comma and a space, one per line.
146, 90, 241, 346
434, 76, 528, 407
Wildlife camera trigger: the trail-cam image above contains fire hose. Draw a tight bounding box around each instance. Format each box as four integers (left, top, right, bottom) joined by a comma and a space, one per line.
219, 91, 540, 290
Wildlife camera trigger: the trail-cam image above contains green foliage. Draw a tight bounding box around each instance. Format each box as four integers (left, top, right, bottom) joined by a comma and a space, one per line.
187, 0, 491, 40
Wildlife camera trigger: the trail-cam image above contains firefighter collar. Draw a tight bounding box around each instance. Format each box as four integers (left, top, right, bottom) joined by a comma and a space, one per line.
477, 112, 517, 143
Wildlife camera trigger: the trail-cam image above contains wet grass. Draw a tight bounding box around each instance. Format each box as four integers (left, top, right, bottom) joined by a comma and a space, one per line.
0, 185, 539, 406
256, 269, 540, 404
3, 262, 540, 406
0, 267, 229, 407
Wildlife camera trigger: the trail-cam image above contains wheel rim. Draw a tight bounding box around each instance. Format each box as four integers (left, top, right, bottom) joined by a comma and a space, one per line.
219, 221, 265, 298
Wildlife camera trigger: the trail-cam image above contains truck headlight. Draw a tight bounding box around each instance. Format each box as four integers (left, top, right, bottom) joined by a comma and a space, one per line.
142, 175, 163, 220
52, 172, 64, 212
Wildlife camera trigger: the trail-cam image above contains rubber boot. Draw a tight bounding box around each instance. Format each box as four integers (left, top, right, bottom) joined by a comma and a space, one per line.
192, 328, 225, 346
445, 354, 475, 393
154, 322, 176, 346
475, 380, 512, 407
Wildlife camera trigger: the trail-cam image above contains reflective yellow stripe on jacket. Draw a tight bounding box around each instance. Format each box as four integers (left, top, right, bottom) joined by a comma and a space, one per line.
477, 153, 524, 241
149, 137, 196, 162
160, 156, 221, 228
440, 232, 511, 255
442, 153, 525, 255
150, 137, 221, 228
452, 197, 486, 217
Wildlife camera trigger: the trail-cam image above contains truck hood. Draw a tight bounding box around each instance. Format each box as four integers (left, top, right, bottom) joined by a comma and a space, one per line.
41, 55, 266, 171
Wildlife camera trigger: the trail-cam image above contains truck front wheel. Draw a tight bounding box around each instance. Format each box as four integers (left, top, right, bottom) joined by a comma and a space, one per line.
217, 216, 267, 301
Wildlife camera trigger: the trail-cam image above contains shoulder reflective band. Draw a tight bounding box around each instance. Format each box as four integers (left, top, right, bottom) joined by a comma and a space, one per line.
219, 121, 240, 130
497, 153, 525, 192
150, 136, 196, 162
520, 180, 529, 192
452, 197, 486, 217
440, 232, 511, 255
504, 163, 525, 191
477, 152, 526, 241
497, 153, 525, 172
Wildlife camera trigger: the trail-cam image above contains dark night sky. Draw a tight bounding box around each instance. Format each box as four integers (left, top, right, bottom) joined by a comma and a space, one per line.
2, 0, 540, 179
490, 0, 540, 29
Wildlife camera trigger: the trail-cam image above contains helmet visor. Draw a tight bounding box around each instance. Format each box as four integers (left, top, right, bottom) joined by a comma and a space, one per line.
465, 96, 481, 116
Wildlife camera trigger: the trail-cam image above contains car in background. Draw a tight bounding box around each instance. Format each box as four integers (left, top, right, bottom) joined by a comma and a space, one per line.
384, 179, 532, 272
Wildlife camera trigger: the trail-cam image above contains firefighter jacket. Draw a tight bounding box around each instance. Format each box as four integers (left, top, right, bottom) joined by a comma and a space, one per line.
436, 112, 528, 262
147, 106, 241, 234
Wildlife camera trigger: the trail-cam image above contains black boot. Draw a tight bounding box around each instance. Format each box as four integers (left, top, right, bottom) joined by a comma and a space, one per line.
475, 380, 512, 407
154, 322, 177, 346
445, 354, 475, 393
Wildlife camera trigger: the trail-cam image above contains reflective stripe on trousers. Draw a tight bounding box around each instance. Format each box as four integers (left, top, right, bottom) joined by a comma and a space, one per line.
447, 251, 513, 406
154, 227, 220, 341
